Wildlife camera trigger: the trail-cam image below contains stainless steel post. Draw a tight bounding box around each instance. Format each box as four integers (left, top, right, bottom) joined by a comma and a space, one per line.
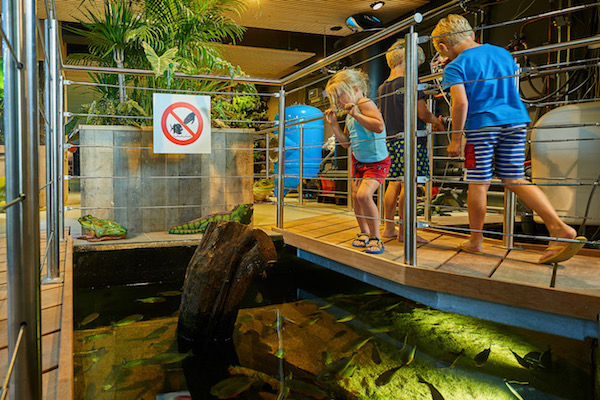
42, 18, 60, 284
347, 152, 353, 211
298, 125, 304, 206
276, 86, 285, 228
378, 182, 385, 223
503, 189, 516, 249
425, 97, 434, 222
403, 27, 418, 266
4, 0, 42, 395
265, 130, 270, 180
58, 73, 65, 241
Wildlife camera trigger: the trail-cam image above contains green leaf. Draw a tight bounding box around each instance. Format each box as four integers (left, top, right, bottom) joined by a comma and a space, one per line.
142, 42, 179, 77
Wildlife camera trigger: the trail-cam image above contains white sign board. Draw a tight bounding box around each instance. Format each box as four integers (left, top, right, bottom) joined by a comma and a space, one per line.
153, 93, 211, 154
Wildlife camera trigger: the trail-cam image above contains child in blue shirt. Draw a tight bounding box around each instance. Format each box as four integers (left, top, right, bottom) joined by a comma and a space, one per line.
325, 69, 391, 254
432, 14, 584, 264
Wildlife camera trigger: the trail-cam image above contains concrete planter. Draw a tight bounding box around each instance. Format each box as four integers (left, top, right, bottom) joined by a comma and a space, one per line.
79, 125, 253, 234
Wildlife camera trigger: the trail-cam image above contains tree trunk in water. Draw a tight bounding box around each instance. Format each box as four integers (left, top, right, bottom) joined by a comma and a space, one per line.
177, 220, 277, 353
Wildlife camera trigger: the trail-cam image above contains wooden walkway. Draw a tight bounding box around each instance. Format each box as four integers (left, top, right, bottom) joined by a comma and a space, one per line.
277, 214, 600, 338
0, 234, 73, 399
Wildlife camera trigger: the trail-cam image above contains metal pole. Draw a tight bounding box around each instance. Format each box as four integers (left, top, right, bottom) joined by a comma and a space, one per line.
298, 125, 304, 206
347, 151, 353, 211
58, 74, 65, 241
4, 0, 42, 395
503, 189, 516, 249
378, 182, 385, 223
425, 96, 434, 222
276, 86, 285, 228
265, 130, 270, 180
403, 27, 418, 266
42, 18, 60, 284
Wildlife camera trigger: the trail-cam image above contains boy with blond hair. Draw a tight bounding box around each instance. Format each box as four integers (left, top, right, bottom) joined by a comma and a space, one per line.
432, 14, 584, 263
378, 39, 444, 243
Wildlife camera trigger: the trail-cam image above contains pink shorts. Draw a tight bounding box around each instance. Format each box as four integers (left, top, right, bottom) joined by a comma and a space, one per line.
352, 154, 391, 184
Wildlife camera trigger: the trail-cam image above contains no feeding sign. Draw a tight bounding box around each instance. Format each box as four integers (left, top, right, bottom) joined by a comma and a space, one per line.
153, 93, 211, 154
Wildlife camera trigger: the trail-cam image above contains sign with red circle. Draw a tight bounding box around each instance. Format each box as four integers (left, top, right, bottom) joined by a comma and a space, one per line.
161, 102, 204, 145
153, 94, 211, 154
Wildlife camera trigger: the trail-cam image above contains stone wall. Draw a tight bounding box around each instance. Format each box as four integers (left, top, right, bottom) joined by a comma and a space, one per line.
80, 126, 253, 234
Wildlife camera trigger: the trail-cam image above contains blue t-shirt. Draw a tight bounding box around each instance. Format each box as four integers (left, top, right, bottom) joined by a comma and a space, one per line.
345, 114, 388, 163
442, 44, 530, 130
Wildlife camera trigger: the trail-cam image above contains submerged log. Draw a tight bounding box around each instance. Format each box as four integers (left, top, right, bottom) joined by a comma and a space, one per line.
177, 220, 277, 352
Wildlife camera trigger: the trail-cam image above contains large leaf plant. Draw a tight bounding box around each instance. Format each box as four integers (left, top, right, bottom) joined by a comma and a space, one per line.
66, 0, 267, 132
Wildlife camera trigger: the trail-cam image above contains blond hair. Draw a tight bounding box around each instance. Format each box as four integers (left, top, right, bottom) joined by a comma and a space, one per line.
386, 39, 426, 69
325, 69, 368, 108
431, 14, 474, 52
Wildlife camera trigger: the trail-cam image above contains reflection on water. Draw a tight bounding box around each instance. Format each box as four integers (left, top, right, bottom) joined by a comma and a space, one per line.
74, 253, 592, 399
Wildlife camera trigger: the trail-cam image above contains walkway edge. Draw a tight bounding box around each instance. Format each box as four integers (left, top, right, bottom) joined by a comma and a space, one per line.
56, 236, 73, 400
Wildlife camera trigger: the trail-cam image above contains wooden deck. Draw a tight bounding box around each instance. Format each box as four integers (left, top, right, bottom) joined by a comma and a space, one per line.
277, 214, 600, 339
0, 234, 73, 399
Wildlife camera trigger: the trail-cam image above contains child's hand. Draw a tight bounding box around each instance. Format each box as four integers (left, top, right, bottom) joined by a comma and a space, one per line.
324, 108, 338, 125
446, 140, 461, 157
432, 117, 445, 132
343, 103, 357, 117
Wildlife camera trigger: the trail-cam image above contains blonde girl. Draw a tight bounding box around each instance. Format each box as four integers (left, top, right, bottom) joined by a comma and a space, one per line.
324, 69, 390, 254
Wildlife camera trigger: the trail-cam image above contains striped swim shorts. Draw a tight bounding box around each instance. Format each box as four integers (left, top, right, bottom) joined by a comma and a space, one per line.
465, 124, 527, 181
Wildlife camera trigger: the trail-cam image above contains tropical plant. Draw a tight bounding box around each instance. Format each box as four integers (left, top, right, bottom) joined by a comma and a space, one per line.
66, 0, 267, 130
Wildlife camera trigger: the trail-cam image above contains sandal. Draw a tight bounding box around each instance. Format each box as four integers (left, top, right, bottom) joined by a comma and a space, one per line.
365, 238, 384, 254
352, 233, 370, 248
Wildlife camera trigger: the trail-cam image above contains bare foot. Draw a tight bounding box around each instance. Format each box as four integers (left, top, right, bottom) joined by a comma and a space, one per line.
459, 239, 482, 253
382, 227, 397, 239
539, 225, 578, 263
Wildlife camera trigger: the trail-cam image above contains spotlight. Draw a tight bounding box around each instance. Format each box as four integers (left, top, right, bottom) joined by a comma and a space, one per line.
346, 14, 382, 32
370, 1, 385, 10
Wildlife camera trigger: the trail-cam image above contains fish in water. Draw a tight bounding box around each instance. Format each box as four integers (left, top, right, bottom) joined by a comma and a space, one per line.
540, 347, 552, 369
400, 345, 417, 366
274, 348, 286, 359
136, 296, 166, 304
504, 380, 533, 400
418, 375, 445, 400
363, 289, 388, 295
79, 332, 112, 343
474, 347, 491, 367
113, 314, 144, 327
333, 330, 347, 339
255, 292, 264, 303
147, 350, 192, 364
342, 337, 372, 354
79, 312, 100, 327
321, 351, 332, 366
336, 315, 355, 323
210, 376, 255, 399
510, 350, 533, 369
102, 366, 132, 391
318, 353, 357, 382
375, 366, 402, 386
130, 325, 169, 341
384, 303, 401, 312
237, 315, 254, 323
368, 326, 393, 334
448, 348, 465, 369
158, 290, 182, 297
371, 344, 382, 365
300, 315, 322, 328
319, 303, 333, 310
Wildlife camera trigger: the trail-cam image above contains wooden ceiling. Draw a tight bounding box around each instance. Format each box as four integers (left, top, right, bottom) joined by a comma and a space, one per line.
43, 0, 428, 36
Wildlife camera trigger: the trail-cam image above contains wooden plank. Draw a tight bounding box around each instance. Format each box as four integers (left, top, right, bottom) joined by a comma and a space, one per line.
281, 230, 600, 320
554, 254, 600, 295
0, 305, 62, 349
0, 331, 61, 373
287, 215, 354, 234
492, 248, 553, 287
439, 243, 508, 277
57, 235, 74, 400
413, 235, 462, 269
0, 281, 63, 301
42, 368, 59, 400
0, 286, 63, 321
301, 218, 358, 239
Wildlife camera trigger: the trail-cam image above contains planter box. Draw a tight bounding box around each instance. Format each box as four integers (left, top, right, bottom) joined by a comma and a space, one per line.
79, 125, 253, 234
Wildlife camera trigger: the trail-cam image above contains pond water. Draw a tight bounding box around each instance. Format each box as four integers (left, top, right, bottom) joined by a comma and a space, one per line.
73, 246, 594, 399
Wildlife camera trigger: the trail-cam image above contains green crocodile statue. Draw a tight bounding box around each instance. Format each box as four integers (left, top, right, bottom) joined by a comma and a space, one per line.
78, 215, 128, 241
168, 204, 253, 234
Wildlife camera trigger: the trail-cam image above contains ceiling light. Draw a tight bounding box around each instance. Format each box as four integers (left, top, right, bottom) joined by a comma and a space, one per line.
370, 1, 385, 10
